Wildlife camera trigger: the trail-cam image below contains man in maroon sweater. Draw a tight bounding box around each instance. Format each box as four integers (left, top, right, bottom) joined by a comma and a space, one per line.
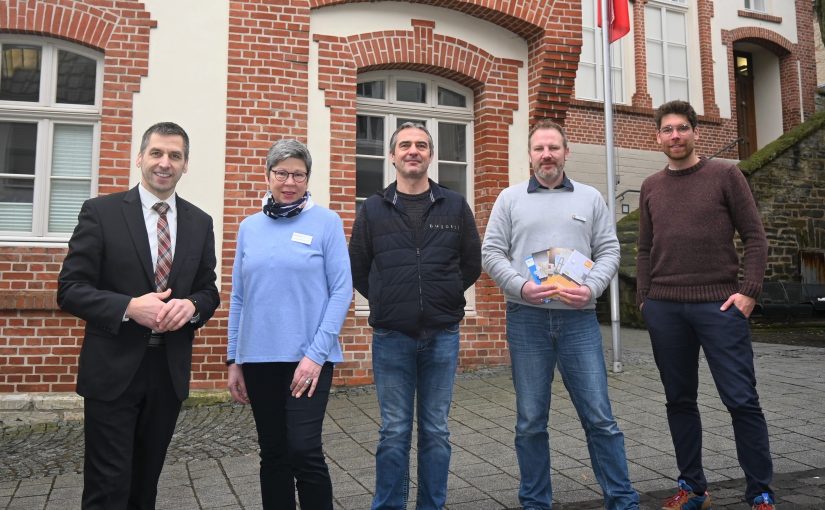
636, 100, 775, 510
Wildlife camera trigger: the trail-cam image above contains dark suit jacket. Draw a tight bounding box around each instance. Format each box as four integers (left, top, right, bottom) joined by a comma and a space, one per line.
57, 186, 220, 402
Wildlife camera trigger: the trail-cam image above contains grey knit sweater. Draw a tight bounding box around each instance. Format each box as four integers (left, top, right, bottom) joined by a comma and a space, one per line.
482, 177, 620, 309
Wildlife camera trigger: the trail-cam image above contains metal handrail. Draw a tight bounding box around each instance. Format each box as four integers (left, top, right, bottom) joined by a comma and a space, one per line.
708, 138, 743, 160
615, 189, 640, 201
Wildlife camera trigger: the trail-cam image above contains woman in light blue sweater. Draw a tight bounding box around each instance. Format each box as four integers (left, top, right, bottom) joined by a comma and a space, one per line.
226, 139, 352, 510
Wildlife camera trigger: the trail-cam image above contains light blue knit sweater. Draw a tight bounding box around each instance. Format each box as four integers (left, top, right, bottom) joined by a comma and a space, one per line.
228, 202, 352, 364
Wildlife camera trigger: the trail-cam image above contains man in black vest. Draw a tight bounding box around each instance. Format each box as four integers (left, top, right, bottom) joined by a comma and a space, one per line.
349, 122, 481, 510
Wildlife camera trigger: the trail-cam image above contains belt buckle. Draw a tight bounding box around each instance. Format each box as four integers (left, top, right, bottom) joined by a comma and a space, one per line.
148, 332, 166, 347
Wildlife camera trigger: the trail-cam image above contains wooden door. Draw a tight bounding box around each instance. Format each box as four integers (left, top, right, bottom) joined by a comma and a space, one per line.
735, 51, 757, 159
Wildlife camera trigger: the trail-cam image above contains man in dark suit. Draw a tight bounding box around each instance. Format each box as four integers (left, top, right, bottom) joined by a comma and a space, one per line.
58, 122, 220, 509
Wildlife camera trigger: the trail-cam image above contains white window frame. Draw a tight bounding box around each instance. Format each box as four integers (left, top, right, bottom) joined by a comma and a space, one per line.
356, 70, 474, 207
0, 36, 102, 242
575, 0, 627, 103
744, 0, 766, 13
355, 71, 476, 314
645, 1, 691, 106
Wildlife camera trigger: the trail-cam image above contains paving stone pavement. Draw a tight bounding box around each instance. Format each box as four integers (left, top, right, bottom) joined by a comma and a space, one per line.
1, 327, 824, 509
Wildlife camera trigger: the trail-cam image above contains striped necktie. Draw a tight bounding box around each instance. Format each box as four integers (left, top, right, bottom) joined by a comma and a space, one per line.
152, 202, 172, 292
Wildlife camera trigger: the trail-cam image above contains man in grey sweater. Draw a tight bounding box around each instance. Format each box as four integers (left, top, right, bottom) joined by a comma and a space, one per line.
482, 120, 638, 510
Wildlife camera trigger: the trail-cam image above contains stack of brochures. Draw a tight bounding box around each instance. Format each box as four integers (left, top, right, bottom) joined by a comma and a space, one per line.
524, 247, 594, 299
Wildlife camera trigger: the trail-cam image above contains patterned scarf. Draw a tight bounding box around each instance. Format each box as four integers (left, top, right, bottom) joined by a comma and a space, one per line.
262, 191, 310, 220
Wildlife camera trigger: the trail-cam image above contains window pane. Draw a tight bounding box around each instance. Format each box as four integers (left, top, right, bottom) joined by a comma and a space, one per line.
668, 46, 688, 77
669, 77, 689, 101
0, 176, 34, 203
438, 163, 467, 198
396, 80, 426, 103
0, 45, 41, 102
0, 175, 34, 231
745, 0, 765, 11
575, 63, 598, 99
582, 0, 595, 25
647, 41, 664, 74
581, 28, 597, 63
666, 11, 686, 44
438, 123, 466, 163
356, 115, 384, 156
56, 50, 96, 105
52, 124, 93, 177
0, 121, 37, 176
437, 87, 466, 108
356, 80, 385, 100
0, 197, 33, 231
356, 157, 384, 199
645, 7, 662, 39
648, 74, 665, 108
49, 178, 89, 232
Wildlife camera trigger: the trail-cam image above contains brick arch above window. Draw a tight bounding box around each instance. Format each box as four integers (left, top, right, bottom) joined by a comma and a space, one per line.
314, 20, 521, 228
334, 22, 509, 87
310, 0, 579, 123
311, 0, 550, 37
0, 0, 156, 193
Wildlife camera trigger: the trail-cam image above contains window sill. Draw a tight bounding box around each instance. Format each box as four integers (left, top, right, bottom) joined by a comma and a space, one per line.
0, 239, 69, 247
737, 10, 782, 24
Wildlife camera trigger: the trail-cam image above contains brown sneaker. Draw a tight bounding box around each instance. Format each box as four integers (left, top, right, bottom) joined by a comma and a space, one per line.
661, 479, 712, 510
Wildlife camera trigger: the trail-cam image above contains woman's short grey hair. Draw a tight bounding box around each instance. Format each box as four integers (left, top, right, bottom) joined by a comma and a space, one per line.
266, 139, 312, 175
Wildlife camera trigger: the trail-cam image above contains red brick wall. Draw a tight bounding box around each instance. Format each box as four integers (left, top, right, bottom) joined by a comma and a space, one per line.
313, 17, 523, 383
190, 1, 316, 390
1, 0, 819, 394
0, 0, 155, 393
566, 99, 739, 158
566, 0, 817, 159
216, 0, 577, 387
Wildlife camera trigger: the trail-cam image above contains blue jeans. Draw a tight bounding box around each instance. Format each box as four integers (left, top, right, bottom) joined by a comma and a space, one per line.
506, 303, 639, 510
371, 324, 460, 510
642, 298, 773, 502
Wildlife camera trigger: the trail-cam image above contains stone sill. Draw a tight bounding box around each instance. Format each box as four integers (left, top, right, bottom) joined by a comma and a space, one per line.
737, 10, 782, 24
0, 390, 231, 428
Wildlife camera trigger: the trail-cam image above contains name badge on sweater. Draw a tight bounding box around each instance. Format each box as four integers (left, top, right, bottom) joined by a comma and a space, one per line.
572, 214, 588, 223
292, 232, 313, 245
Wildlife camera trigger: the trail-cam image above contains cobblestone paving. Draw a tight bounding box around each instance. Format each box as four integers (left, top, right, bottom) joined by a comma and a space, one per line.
0, 392, 369, 482
2, 328, 825, 509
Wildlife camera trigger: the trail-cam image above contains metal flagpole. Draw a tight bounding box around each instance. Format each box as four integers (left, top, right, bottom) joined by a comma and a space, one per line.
600, 0, 623, 373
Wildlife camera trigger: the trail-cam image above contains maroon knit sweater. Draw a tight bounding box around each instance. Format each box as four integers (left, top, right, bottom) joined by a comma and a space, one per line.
636, 157, 767, 305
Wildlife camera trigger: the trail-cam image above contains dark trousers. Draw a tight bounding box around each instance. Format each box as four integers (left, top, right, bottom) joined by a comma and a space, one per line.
242, 361, 334, 510
643, 298, 773, 501
82, 346, 182, 510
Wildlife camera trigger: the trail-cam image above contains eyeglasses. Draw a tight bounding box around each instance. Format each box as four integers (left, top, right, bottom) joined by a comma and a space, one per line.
271, 169, 308, 183
658, 124, 692, 135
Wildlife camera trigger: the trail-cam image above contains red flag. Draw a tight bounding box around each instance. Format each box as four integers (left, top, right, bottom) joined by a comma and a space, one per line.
596, 0, 630, 43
